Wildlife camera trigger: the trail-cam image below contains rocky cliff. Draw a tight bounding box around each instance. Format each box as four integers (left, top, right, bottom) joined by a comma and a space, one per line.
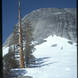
3, 8, 77, 47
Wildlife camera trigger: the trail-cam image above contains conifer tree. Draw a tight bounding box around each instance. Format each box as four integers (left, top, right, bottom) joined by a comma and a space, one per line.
3, 46, 18, 78
23, 20, 35, 67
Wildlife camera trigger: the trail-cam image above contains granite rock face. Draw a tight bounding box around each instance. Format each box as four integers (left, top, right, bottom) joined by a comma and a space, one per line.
3, 8, 77, 47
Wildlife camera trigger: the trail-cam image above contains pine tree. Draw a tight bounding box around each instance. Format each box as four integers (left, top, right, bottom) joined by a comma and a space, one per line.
3, 46, 18, 78
18, 0, 24, 68
23, 20, 35, 67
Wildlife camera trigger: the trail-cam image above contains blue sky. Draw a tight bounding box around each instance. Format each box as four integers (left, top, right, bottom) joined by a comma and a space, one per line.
2, 0, 77, 43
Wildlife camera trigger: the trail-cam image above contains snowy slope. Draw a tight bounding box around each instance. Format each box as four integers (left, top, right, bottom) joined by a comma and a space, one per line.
3, 45, 15, 57
3, 47, 9, 57
3, 35, 77, 78
24, 35, 77, 78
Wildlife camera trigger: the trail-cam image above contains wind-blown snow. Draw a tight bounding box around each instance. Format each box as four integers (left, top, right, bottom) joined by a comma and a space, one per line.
24, 35, 77, 78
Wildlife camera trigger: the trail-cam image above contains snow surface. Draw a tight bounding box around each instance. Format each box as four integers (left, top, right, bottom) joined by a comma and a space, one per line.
3, 35, 77, 78
3, 47, 9, 57
24, 35, 77, 78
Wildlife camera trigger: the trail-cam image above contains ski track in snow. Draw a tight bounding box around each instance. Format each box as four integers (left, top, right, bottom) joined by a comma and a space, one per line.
3, 35, 77, 78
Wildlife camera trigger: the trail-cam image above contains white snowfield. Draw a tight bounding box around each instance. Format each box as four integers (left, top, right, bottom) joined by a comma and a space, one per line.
3, 35, 77, 78
25, 35, 77, 78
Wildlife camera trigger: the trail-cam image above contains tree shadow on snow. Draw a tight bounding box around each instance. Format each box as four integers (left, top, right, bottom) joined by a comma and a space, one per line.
28, 57, 57, 68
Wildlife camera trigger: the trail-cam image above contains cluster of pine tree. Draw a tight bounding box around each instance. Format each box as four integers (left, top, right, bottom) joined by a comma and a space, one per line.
3, 46, 18, 78
3, 20, 46, 78
3, 20, 36, 72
